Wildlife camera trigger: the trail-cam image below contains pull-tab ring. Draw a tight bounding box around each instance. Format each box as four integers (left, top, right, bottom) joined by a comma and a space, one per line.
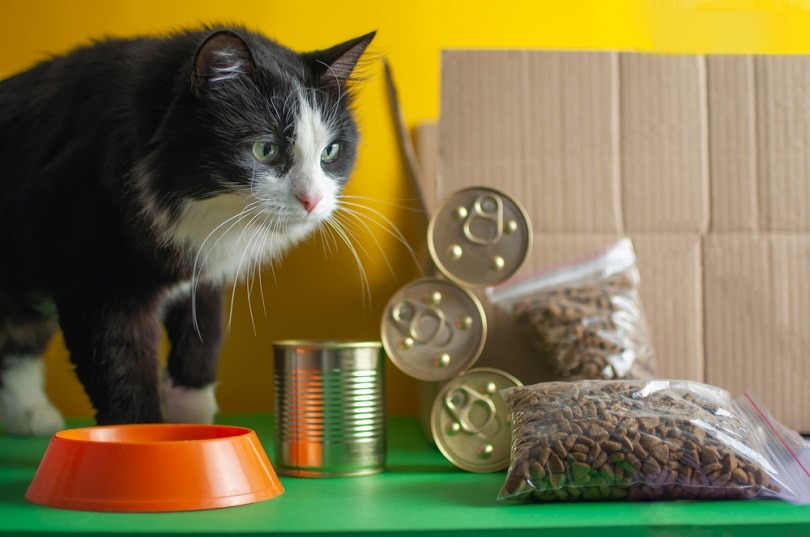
444, 386, 497, 434
410, 306, 452, 346
463, 194, 504, 245
393, 301, 453, 346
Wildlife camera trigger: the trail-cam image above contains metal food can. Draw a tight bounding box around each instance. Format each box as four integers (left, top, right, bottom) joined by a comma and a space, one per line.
430, 368, 522, 473
381, 278, 487, 382
273, 340, 385, 477
428, 186, 532, 288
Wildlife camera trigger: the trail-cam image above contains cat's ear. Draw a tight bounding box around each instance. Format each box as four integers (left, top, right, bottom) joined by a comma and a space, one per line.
191, 30, 255, 93
307, 31, 376, 90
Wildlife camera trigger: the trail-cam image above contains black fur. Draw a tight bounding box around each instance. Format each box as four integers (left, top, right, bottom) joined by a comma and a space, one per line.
0, 26, 374, 427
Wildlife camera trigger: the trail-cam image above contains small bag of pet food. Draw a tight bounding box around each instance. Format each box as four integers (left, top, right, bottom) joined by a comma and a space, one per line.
486, 238, 656, 381
498, 379, 810, 504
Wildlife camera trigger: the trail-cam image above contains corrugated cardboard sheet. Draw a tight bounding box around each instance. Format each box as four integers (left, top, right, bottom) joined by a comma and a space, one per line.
422, 50, 810, 432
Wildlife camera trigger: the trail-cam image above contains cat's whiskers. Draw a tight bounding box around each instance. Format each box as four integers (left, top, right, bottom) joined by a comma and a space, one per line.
190, 199, 264, 336
321, 215, 372, 307
225, 208, 275, 334
314, 194, 423, 309
334, 211, 376, 260
253, 224, 272, 319
337, 195, 423, 272
235, 180, 284, 327
191, 199, 263, 273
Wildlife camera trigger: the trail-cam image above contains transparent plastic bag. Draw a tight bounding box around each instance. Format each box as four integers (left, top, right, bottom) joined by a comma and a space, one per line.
487, 238, 656, 381
498, 380, 810, 503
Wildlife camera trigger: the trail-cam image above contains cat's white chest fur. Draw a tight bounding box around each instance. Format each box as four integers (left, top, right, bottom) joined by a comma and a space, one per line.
173, 193, 296, 281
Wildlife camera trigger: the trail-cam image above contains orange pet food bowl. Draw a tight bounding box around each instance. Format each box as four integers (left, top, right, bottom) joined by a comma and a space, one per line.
26, 424, 284, 512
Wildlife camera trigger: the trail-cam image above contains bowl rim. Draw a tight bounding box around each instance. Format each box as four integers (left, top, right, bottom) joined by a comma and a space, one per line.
53, 423, 255, 445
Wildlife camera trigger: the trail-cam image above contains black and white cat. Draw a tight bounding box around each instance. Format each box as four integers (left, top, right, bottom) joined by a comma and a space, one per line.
0, 26, 374, 435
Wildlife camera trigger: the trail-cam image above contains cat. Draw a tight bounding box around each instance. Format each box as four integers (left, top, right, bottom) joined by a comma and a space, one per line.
0, 25, 375, 435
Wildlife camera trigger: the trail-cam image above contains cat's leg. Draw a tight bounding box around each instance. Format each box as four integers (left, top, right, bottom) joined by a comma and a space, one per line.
0, 296, 65, 436
58, 295, 164, 425
161, 282, 223, 424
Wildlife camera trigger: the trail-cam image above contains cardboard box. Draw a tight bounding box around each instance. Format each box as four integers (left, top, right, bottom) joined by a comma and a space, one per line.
416, 50, 810, 432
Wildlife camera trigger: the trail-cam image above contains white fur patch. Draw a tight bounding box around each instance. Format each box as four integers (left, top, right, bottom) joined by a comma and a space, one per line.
163, 280, 194, 306
289, 99, 340, 218
0, 356, 65, 436
161, 375, 218, 424
169, 192, 297, 284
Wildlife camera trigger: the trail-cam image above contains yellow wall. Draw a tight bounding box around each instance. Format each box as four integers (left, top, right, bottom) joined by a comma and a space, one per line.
2, 1, 809, 418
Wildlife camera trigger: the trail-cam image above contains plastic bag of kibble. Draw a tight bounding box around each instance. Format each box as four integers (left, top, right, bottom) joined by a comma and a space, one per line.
487, 238, 656, 381
498, 380, 810, 503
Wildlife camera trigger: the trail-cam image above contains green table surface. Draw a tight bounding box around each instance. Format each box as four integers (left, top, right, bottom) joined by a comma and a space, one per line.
1, 415, 809, 537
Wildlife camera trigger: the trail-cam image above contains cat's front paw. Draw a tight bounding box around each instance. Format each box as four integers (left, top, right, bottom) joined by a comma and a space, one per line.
1, 402, 65, 437
161, 376, 218, 424
0, 357, 66, 436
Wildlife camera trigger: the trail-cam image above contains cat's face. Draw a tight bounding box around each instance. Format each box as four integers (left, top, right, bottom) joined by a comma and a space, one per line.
140, 29, 374, 283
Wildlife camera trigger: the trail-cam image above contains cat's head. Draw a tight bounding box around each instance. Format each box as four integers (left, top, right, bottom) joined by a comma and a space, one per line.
144, 27, 375, 281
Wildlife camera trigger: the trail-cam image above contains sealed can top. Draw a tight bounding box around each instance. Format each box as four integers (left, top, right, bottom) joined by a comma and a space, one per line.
428, 186, 532, 288
380, 278, 487, 382
430, 368, 522, 473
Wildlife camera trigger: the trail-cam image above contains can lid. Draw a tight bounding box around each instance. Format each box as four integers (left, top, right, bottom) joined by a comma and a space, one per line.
428, 187, 532, 288
430, 368, 522, 473
380, 278, 487, 381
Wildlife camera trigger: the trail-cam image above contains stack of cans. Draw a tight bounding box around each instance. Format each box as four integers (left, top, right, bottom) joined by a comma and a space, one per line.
380, 187, 532, 473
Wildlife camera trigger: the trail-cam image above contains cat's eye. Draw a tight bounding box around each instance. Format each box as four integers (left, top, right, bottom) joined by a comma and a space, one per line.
252, 141, 280, 163
321, 142, 341, 163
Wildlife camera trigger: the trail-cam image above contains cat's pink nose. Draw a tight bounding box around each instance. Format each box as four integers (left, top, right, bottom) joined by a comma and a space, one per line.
297, 193, 323, 213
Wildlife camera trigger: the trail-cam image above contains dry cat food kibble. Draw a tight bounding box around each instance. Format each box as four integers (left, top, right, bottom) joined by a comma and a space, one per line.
498, 380, 809, 502
487, 239, 656, 381
512, 271, 655, 380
